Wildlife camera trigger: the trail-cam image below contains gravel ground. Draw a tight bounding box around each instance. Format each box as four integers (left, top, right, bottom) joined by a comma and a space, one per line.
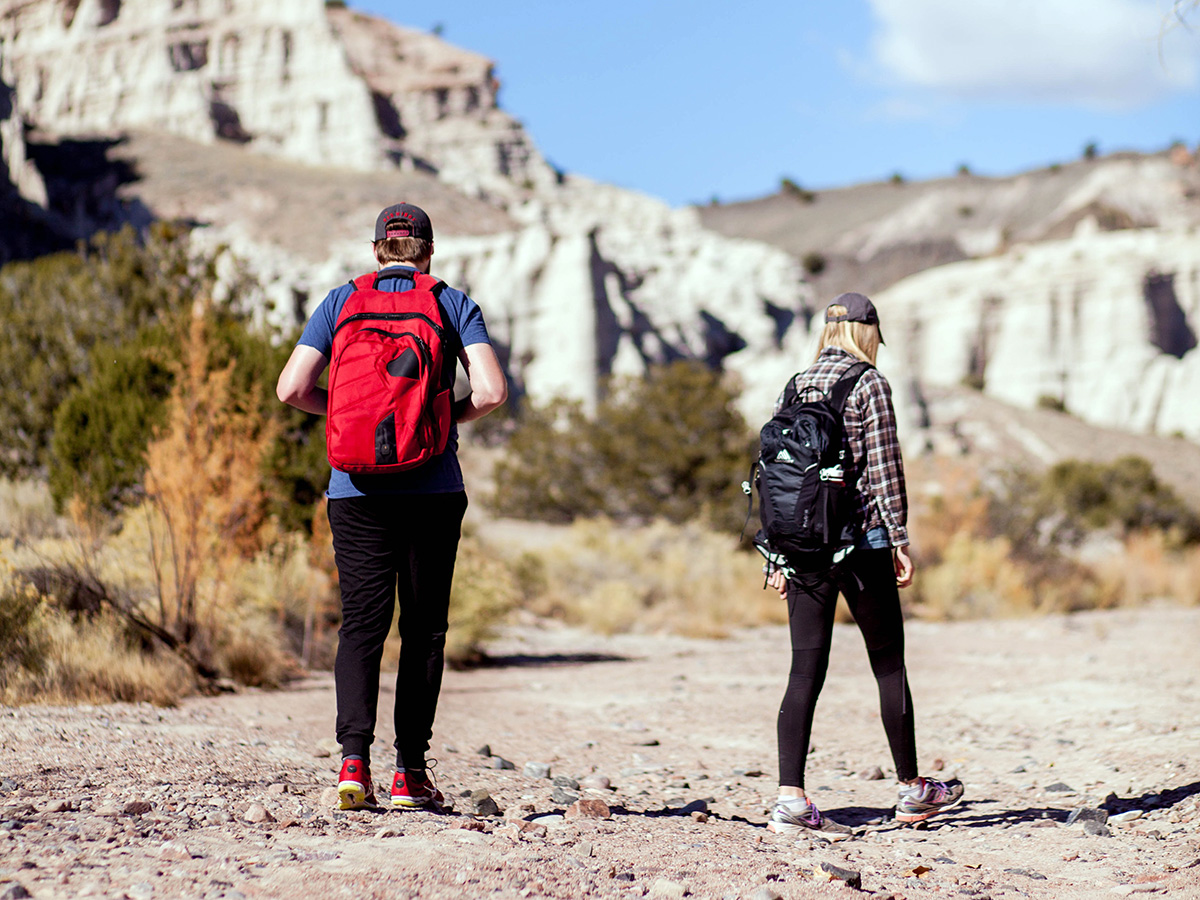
2, 606, 1199, 899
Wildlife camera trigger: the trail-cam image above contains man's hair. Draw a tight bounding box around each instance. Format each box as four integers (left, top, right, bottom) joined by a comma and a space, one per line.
816, 304, 880, 365
374, 237, 433, 266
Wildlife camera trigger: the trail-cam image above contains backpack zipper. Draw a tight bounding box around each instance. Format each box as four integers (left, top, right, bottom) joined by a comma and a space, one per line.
334, 311, 445, 339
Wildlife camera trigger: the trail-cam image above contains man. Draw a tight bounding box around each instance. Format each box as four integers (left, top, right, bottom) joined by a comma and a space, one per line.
277, 202, 507, 809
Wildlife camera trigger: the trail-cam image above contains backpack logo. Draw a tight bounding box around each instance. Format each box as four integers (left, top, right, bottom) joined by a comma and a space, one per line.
775, 448, 794, 462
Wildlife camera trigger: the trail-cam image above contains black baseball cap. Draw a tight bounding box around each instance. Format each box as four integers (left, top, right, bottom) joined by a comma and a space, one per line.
826, 291, 885, 344
374, 203, 434, 241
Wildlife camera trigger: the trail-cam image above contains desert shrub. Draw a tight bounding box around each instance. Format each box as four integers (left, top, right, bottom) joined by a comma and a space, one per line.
491, 361, 754, 531
49, 325, 175, 514
0, 224, 221, 477
781, 178, 816, 203
906, 458, 1198, 619
1036, 394, 1067, 413
48, 308, 327, 531
517, 518, 786, 637
992, 456, 1200, 549
0, 562, 191, 705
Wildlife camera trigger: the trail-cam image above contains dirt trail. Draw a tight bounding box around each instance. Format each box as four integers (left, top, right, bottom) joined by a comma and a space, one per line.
2, 606, 1199, 899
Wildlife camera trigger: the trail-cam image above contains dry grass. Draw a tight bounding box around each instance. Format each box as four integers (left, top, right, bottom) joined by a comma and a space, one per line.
513, 518, 784, 638
0, 561, 191, 706
0, 479, 65, 541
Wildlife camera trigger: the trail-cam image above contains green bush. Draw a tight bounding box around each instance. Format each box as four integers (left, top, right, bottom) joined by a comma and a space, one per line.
491, 361, 755, 530
0, 223, 218, 477
48, 308, 328, 531
990, 456, 1200, 550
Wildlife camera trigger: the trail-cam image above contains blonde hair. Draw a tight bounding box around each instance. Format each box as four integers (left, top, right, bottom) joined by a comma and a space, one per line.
374, 236, 433, 267
815, 304, 880, 365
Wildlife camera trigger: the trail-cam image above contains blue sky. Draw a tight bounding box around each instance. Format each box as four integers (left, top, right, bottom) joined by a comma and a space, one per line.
358, 0, 1200, 207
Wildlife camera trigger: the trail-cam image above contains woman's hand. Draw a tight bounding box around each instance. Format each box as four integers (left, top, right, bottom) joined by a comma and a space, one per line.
893, 545, 914, 588
767, 569, 788, 600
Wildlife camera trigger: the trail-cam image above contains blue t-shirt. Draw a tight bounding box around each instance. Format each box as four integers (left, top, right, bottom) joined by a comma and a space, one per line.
297, 265, 492, 497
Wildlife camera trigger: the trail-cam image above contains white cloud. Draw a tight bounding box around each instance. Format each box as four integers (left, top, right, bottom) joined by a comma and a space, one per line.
867, 0, 1199, 108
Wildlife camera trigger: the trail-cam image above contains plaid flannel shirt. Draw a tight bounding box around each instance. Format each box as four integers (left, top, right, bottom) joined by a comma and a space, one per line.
774, 347, 909, 547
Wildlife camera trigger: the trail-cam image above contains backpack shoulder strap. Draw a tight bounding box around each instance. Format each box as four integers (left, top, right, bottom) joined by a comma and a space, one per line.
826, 361, 872, 414
780, 373, 803, 409
349, 272, 376, 292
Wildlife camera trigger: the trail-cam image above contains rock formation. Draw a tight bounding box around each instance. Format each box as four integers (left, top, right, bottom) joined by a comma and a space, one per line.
1, 0, 1196, 443
0, 0, 552, 196
877, 224, 1200, 440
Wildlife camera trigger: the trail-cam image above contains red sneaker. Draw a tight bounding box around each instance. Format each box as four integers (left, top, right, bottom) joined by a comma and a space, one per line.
391, 770, 444, 809
336, 758, 376, 810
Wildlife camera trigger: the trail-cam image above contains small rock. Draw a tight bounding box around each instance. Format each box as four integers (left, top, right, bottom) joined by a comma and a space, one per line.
575, 841, 594, 858
95, 804, 123, 817
523, 762, 551, 779
531, 814, 564, 826
489, 756, 515, 770
690, 811, 709, 824
633, 738, 660, 746
1046, 782, 1075, 793
566, 799, 612, 820
0, 779, 18, 792
123, 800, 153, 816
443, 743, 459, 753
1109, 810, 1144, 824
313, 738, 340, 758
462, 789, 500, 817
1004, 867, 1047, 880
812, 862, 862, 889
0, 885, 31, 900
858, 766, 885, 781
580, 775, 611, 791
681, 799, 708, 815
931, 758, 945, 771
516, 821, 548, 837
125, 882, 154, 900
158, 840, 192, 861
320, 787, 341, 808
1067, 808, 1109, 826
375, 824, 403, 838
475, 744, 492, 757
552, 787, 579, 805
40, 799, 72, 813
1083, 820, 1112, 836
1110, 886, 1166, 896
751, 888, 782, 900
649, 878, 687, 899
1011, 765, 1027, 774
553, 775, 580, 790
266, 783, 287, 795
243, 803, 274, 824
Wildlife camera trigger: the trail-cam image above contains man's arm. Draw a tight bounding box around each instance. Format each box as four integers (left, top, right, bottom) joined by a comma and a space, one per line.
276, 345, 330, 415
453, 342, 508, 423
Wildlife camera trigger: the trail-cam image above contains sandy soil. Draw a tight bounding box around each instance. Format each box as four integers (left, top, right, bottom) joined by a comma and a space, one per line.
2, 606, 1199, 900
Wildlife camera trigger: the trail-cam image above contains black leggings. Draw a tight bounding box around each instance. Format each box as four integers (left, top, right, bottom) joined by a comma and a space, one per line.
777, 548, 918, 788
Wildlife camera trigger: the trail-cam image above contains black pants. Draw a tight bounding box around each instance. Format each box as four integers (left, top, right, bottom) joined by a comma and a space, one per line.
327, 492, 468, 771
777, 548, 918, 788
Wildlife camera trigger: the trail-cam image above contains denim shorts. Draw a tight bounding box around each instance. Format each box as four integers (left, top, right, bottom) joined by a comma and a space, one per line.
857, 526, 891, 550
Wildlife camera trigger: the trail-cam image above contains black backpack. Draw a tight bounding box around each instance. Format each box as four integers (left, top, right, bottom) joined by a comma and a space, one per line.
744, 361, 871, 573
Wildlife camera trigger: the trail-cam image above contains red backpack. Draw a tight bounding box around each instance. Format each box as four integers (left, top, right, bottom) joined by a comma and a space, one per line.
326, 270, 456, 473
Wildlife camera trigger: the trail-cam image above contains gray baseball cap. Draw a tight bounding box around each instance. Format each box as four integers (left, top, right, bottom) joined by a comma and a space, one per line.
374, 202, 434, 242
825, 292, 885, 345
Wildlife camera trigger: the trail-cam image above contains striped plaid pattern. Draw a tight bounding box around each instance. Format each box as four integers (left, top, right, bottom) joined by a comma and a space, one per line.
774, 347, 909, 546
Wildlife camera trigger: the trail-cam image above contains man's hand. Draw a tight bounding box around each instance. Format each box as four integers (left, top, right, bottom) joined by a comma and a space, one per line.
767, 569, 788, 600
893, 545, 914, 588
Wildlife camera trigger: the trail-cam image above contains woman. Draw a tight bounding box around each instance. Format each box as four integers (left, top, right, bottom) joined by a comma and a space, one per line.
763, 292, 964, 837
